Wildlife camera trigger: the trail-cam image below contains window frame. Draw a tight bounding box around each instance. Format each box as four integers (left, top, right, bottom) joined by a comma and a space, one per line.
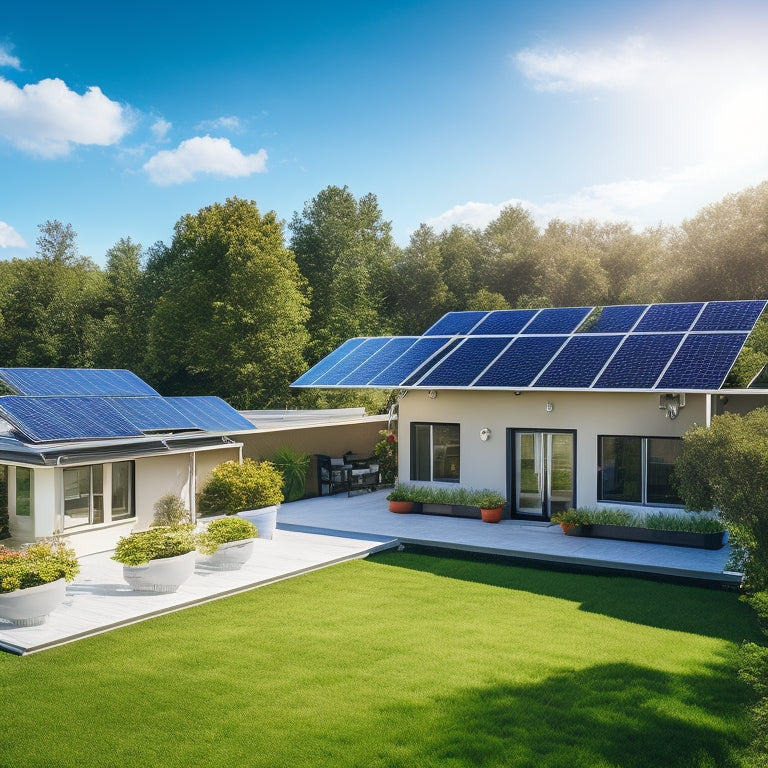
62, 461, 135, 528
410, 422, 461, 483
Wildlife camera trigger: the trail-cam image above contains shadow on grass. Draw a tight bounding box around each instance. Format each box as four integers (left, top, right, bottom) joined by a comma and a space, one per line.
384, 662, 749, 768
370, 548, 762, 643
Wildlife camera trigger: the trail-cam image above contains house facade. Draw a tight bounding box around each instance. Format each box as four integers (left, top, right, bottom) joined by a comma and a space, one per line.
293, 301, 768, 520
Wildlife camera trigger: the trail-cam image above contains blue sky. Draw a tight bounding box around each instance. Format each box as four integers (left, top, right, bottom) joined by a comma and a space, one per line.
2, 0, 768, 264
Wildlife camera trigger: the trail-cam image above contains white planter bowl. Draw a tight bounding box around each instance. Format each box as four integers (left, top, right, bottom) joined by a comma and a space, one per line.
238, 505, 279, 540
0, 578, 66, 627
122, 551, 196, 593
197, 538, 256, 571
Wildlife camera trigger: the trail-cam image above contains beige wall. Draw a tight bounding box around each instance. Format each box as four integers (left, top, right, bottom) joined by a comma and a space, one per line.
398, 389, 706, 508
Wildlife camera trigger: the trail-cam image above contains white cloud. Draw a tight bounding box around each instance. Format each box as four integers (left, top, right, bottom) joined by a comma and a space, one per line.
0, 77, 131, 157
0, 46, 21, 70
0, 222, 27, 248
196, 115, 244, 133
143, 135, 267, 185
515, 36, 667, 93
150, 117, 172, 141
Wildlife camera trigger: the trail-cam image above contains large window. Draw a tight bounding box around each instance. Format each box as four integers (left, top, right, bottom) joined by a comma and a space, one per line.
598, 436, 682, 506
0, 465, 8, 538
411, 423, 460, 483
15, 467, 32, 517
63, 462, 133, 528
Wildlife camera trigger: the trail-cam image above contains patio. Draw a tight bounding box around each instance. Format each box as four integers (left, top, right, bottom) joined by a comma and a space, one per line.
0, 490, 738, 655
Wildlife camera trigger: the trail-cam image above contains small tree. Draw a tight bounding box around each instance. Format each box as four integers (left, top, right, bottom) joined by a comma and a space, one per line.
198, 460, 284, 516
674, 408, 768, 590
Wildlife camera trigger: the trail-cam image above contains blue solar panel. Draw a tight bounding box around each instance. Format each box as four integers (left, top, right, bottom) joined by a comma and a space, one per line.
0, 396, 144, 443
417, 337, 511, 387
594, 334, 684, 389
583, 305, 647, 333
402, 339, 465, 386
312, 338, 393, 386
423, 312, 488, 336
166, 397, 256, 431
291, 339, 369, 387
474, 336, 567, 388
368, 337, 453, 387
534, 335, 623, 388
634, 303, 704, 332
657, 333, 748, 390
339, 338, 421, 385
107, 397, 198, 431
0, 368, 159, 397
692, 300, 767, 331
469, 309, 538, 335
521, 307, 592, 335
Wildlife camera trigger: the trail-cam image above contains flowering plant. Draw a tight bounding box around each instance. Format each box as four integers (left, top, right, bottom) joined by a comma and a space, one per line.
373, 429, 398, 484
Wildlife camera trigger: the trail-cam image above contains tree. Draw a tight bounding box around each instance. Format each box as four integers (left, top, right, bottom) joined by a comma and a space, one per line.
145, 198, 310, 408
35, 219, 79, 264
674, 409, 768, 590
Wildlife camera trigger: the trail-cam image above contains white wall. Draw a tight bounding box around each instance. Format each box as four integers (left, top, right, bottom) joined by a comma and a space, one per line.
397, 389, 705, 508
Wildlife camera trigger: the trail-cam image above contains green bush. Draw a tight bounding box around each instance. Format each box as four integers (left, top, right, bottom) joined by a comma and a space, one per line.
271, 447, 310, 502
198, 459, 284, 516
197, 517, 258, 556
373, 429, 398, 485
151, 493, 190, 527
0, 538, 80, 593
112, 525, 196, 566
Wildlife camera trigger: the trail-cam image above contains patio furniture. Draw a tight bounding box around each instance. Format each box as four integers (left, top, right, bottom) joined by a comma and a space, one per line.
315, 455, 351, 496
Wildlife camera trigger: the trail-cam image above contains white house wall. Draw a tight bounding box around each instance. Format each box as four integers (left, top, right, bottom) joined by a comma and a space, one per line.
397, 389, 705, 508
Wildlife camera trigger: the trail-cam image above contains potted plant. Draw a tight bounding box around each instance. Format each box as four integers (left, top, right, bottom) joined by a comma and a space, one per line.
112, 494, 196, 593
196, 517, 258, 571
551, 508, 591, 536
386, 483, 418, 513
476, 490, 507, 523
0, 538, 80, 626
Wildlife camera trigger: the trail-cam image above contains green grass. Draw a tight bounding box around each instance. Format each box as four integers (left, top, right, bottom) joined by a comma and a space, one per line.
0, 550, 762, 768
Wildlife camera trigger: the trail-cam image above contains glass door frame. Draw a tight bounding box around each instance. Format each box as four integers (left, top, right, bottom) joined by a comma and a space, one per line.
507, 428, 577, 520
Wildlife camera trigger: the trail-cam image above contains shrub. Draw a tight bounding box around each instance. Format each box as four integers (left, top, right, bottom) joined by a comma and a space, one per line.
151, 493, 190, 527
271, 447, 310, 502
373, 429, 398, 485
197, 517, 258, 556
198, 459, 284, 516
112, 525, 196, 566
0, 538, 80, 593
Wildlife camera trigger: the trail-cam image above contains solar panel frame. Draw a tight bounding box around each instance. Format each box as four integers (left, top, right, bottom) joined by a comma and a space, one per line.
0, 368, 160, 397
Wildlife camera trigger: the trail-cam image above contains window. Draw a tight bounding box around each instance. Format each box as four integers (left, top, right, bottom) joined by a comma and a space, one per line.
111, 462, 134, 520
15, 467, 32, 517
0, 465, 8, 537
63, 462, 134, 528
411, 423, 460, 483
598, 436, 682, 506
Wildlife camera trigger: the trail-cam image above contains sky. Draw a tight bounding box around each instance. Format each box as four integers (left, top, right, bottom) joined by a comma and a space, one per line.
2, 0, 768, 264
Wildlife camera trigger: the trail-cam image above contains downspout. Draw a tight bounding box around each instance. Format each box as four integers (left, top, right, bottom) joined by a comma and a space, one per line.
189, 452, 197, 523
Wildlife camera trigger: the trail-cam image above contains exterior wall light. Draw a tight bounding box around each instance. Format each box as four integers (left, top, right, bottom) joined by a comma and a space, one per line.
546, 402, 553, 412
428, 390, 437, 399
480, 428, 491, 441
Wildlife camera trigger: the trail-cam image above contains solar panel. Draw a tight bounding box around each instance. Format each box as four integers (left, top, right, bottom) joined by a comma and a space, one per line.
367, 337, 454, 387
657, 333, 748, 390
417, 337, 511, 387
582, 305, 647, 333
692, 300, 767, 331
166, 397, 256, 431
0, 368, 159, 397
337, 338, 421, 386
312, 338, 394, 386
290, 338, 369, 387
533, 335, 623, 388
521, 307, 592, 335
634, 303, 704, 332
593, 334, 684, 389
0, 396, 144, 443
423, 312, 488, 336
474, 336, 567, 388
469, 309, 538, 335
107, 397, 198, 432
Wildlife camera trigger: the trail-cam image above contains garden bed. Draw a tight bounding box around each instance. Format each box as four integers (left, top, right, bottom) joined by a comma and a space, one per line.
564, 523, 726, 549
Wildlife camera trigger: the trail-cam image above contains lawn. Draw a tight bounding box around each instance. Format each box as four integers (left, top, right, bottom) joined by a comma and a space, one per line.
0, 549, 762, 768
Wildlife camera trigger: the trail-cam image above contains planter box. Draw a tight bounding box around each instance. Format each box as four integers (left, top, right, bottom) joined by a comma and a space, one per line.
421, 503, 481, 519
238, 505, 279, 540
565, 523, 725, 550
0, 578, 66, 627
197, 538, 255, 571
123, 551, 196, 593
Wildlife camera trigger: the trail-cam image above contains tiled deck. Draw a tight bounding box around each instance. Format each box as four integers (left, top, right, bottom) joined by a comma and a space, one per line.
0, 490, 739, 655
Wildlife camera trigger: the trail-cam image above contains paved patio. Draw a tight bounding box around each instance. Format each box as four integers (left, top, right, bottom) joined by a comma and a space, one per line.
0, 490, 738, 655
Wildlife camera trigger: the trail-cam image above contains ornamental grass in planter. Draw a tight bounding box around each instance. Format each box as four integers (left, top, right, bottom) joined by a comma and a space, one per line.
386, 485, 506, 520
0, 538, 80, 626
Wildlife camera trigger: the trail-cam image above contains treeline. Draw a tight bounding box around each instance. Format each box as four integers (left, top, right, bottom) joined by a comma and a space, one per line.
1, 182, 768, 409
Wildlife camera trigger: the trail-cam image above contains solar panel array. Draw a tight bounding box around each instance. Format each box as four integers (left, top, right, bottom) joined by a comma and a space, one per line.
0, 369, 256, 443
292, 300, 767, 393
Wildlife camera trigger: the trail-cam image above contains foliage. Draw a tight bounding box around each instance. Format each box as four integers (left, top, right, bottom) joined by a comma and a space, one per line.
196, 516, 258, 556
551, 508, 595, 527
271, 446, 310, 502
151, 493, 190, 527
198, 459, 284, 516
552, 507, 725, 533
373, 429, 398, 485
0, 538, 80, 593
386, 484, 505, 508
675, 409, 768, 590
111, 525, 196, 566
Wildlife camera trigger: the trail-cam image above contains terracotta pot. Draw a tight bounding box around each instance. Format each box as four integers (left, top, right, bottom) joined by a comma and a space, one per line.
560, 523, 585, 536
480, 506, 503, 523
388, 500, 414, 514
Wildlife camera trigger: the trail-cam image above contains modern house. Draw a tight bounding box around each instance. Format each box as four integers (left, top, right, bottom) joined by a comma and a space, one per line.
292, 300, 768, 521
0, 369, 255, 555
